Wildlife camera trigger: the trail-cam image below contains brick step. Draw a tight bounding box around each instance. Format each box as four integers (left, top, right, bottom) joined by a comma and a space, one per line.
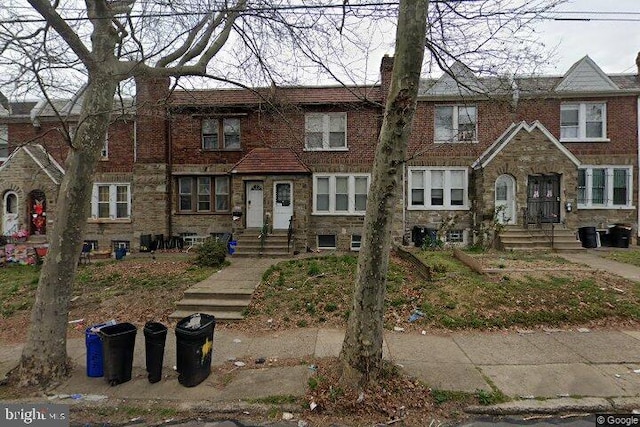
232, 251, 291, 258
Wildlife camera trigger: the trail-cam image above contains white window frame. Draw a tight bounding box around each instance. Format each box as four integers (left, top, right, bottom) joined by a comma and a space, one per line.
91, 183, 131, 220
101, 129, 109, 159
408, 167, 469, 210
0, 124, 8, 161
350, 234, 362, 251
577, 165, 634, 209
560, 102, 608, 142
312, 173, 370, 215
304, 113, 347, 151
434, 105, 478, 143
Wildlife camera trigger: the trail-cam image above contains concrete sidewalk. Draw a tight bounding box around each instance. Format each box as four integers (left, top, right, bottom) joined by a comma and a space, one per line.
2, 327, 640, 407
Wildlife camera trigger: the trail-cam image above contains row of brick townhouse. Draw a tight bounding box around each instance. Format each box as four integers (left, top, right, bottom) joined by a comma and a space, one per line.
1, 53, 639, 253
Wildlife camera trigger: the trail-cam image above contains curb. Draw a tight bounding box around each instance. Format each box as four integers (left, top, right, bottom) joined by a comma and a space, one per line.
466, 396, 640, 415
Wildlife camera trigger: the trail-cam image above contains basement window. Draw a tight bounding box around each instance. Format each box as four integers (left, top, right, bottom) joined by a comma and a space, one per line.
317, 234, 336, 250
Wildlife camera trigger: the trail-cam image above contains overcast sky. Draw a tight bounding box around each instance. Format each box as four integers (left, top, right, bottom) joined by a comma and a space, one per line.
534, 0, 640, 75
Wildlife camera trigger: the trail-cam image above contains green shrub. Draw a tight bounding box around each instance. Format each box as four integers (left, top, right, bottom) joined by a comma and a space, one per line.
194, 238, 227, 268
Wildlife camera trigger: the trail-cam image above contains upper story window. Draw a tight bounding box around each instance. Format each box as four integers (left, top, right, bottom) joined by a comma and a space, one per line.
305, 113, 347, 150
408, 167, 469, 210
0, 124, 8, 160
202, 118, 241, 150
435, 105, 477, 143
577, 166, 633, 209
313, 174, 369, 214
91, 183, 130, 220
560, 102, 607, 141
178, 176, 230, 213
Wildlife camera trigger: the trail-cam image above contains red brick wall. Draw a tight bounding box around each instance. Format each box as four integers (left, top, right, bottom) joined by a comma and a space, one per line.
135, 77, 170, 163
169, 103, 382, 169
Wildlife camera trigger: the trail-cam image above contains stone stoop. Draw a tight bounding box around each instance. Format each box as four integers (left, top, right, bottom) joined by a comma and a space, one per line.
169, 287, 254, 322
232, 229, 292, 257
499, 225, 584, 252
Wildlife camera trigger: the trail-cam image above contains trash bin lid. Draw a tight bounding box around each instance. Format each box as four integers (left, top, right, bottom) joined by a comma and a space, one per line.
176, 313, 215, 333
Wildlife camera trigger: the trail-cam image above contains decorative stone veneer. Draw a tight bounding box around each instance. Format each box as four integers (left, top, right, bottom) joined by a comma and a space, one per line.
0, 149, 59, 237
473, 127, 580, 231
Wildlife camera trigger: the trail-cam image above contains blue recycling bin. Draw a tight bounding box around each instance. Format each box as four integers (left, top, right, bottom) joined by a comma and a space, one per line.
115, 247, 126, 260
86, 324, 107, 377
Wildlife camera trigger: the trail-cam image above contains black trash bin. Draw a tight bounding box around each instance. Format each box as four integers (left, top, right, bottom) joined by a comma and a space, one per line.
99, 322, 137, 386
175, 313, 216, 387
578, 226, 598, 248
144, 321, 168, 383
611, 224, 632, 248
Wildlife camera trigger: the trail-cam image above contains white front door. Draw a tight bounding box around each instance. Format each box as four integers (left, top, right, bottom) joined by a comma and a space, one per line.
2, 192, 18, 236
495, 174, 516, 225
273, 182, 293, 230
246, 181, 264, 228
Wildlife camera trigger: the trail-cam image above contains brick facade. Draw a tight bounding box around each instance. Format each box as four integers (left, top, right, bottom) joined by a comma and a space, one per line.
2, 55, 639, 250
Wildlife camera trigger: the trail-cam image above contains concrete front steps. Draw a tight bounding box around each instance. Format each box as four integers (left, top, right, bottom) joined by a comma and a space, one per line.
499, 225, 584, 252
169, 287, 254, 322
232, 229, 292, 257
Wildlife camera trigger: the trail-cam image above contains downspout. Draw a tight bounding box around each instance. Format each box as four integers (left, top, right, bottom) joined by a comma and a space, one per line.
402, 162, 406, 244
166, 109, 173, 239
637, 96, 640, 243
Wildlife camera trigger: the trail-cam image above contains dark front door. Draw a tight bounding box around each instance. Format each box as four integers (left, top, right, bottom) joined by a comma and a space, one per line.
526, 174, 560, 223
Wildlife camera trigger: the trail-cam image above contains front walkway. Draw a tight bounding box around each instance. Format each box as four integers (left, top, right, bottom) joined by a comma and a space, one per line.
558, 249, 640, 282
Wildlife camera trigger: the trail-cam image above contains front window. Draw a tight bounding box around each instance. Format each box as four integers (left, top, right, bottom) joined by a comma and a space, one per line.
305, 113, 347, 150
313, 174, 370, 214
408, 167, 469, 209
435, 106, 477, 142
92, 183, 131, 220
202, 118, 241, 150
178, 176, 230, 213
577, 166, 633, 208
560, 103, 606, 140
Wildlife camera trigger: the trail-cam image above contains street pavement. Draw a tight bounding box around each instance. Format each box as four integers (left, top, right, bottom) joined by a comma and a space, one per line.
2, 249, 640, 426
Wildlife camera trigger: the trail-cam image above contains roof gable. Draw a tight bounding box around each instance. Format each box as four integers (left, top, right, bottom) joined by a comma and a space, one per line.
420, 62, 485, 96
555, 56, 618, 92
472, 121, 581, 169
231, 148, 310, 175
0, 144, 65, 184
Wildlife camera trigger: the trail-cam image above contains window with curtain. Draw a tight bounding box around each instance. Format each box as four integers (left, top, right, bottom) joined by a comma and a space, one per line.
408, 167, 469, 209
577, 166, 632, 208
313, 174, 370, 214
177, 176, 230, 212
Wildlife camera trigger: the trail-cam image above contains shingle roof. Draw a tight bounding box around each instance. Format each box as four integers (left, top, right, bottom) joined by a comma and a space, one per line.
231, 148, 311, 175
170, 85, 381, 107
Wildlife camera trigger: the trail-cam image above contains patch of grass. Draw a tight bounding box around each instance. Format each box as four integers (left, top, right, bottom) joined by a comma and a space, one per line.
244, 250, 640, 332
431, 389, 471, 405
602, 249, 640, 268
246, 395, 299, 405
0, 265, 41, 316
476, 389, 509, 406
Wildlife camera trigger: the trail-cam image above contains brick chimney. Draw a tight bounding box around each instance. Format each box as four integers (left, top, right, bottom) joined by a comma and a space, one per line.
636, 52, 640, 78
380, 55, 394, 104
135, 76, 170, 163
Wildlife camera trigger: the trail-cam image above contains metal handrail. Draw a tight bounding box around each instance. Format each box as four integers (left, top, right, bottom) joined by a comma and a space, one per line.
287, 215, 294, 252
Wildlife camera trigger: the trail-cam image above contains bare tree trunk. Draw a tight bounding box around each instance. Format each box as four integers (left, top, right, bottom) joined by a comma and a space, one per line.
11, 77, 118, 386
340, 0, 428, 387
